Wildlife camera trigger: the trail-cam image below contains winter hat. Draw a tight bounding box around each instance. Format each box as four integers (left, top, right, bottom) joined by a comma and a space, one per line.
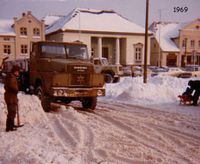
188, 80, 193, 86
11, 65, 20, 73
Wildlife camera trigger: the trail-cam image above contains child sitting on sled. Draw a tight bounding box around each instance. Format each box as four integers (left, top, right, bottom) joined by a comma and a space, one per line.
178, 87, 193, 105
179, 80, 200, 105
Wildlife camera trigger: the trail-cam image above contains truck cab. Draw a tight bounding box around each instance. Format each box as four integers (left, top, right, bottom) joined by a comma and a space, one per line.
92, 57, 123, 83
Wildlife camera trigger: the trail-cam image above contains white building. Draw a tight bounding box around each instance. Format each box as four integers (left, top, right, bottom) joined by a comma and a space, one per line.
45, 8, 151, 66
149, 18, 200, 67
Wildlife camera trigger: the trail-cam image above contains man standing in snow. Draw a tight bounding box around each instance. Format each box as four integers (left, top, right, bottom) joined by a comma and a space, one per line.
4, 65, 20, 132
188, 80, 200, 106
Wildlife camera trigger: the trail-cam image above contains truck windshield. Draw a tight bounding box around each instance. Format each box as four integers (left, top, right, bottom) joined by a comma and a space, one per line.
66, 45, 88, 60
41, 45, 66, 58
41, 44, 89, 60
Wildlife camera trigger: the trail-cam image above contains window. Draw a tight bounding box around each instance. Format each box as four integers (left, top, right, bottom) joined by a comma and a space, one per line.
4, 45, 11, 54
182, 39, 186, 48
191, 40, 195, 49
20, 27, 27, 36
33, 28, 40, 36
198, 40, 200, 48
21, 45, 28, 54
134, 43, 143, 62
4, 37, 10, 41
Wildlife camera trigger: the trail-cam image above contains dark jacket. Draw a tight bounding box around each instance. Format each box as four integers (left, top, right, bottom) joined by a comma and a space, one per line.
4, 73, 19, 104
188, 80, 200, 91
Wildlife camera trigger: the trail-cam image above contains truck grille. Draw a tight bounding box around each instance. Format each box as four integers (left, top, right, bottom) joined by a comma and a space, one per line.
71, 74, 89, 86
69, 65, 91, 86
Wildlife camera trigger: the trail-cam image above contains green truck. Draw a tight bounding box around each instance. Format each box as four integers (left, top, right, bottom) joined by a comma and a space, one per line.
29, 41, 105, 111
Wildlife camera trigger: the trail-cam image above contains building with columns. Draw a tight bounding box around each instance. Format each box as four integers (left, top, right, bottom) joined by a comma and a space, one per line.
45, 8, 151, 66
149, 18, 200, 67
0, 11, 45, 65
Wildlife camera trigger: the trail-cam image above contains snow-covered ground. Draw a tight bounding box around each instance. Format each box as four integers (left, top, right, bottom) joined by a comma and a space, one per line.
0, 76, 200, 163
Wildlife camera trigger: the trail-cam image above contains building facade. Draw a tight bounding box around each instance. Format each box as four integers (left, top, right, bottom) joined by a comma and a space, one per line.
45, 8, 151, 66
150, 18, 200, 67
0, 11, 45, 65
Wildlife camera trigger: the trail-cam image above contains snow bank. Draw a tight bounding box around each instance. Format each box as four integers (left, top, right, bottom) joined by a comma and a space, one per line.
0, 83, 46, 127
104, 76, 192, 105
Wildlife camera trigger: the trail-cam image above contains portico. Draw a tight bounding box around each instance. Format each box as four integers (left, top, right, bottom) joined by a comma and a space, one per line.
92, 37, 122, 65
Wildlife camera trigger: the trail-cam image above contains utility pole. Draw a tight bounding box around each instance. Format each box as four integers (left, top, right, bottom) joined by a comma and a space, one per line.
158, 9, 162, 67
143, 0, 149, 83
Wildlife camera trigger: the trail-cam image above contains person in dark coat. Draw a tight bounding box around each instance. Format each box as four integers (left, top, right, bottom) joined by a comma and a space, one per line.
4, 65, 20, 132
187, 80, 200, 106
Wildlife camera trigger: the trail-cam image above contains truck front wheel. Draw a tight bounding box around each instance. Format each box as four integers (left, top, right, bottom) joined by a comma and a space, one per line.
82, 97, 97, 110
35, 86, 51, 112
104, 73, 113, 83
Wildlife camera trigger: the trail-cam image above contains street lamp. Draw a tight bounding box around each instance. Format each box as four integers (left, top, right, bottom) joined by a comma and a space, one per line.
143, 0, 149, 83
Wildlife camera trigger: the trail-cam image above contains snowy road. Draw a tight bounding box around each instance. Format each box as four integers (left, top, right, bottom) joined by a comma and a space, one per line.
1, 77, 200, 163
47, 100, 200, 163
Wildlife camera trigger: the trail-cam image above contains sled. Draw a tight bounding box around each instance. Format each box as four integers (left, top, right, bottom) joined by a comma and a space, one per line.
178, 95, 192, 105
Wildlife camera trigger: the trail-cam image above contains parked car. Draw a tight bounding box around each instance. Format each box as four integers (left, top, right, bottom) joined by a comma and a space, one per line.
131, 66, 153, 77
122, 66, 132, 76
131, 66, 142, 77
155, 67, 192, 78
148, 66, 169, 77
184, 65, 200, 72
183, 65, 200, 77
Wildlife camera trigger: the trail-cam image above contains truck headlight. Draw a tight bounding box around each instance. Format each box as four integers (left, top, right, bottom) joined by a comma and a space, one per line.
97, 89, 103, 96
57, 89, 64, 96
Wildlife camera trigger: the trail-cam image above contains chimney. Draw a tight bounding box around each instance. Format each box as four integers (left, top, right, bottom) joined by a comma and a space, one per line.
13, 17, 17, 22
27, 11, 32, 15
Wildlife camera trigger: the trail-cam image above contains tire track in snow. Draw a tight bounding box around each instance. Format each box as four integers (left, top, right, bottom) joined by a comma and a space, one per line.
96, 101, 200, 163
48, 109, 97, 162
46, 101, 200, 163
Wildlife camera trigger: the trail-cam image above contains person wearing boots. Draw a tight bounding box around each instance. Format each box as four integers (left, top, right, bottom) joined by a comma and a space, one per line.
4, 65, 20, 132
187, 80, 200, 106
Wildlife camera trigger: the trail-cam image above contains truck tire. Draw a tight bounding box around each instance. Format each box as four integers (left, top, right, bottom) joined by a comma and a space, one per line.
61, 98, 72, 104
113, 77, 120, 83
82, 97, 97, 110
35, 86, 51, 112
104, 73, 113, 83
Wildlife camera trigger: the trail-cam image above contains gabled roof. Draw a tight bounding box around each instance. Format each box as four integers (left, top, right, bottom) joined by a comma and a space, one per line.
0, 19, 15, 36
150, 22, 188, 52
46, 8, 145, 35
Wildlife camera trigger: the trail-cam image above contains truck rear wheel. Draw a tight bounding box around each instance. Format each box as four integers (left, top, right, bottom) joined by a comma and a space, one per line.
104, 73, 113, 83
82, 97, 97, 110
35, 86, 51, 112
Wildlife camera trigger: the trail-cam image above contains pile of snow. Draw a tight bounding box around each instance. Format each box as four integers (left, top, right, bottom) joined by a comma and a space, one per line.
0, 76, 197, 128
104, 76, 190, 105
0, 84, 73, 163
0, 83, 46, 126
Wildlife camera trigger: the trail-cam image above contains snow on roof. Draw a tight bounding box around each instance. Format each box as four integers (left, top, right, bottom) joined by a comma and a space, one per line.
46, 8, 145, 35
151, 22, 190, 52
43, 15, 63, 26
0, 19, 15, 36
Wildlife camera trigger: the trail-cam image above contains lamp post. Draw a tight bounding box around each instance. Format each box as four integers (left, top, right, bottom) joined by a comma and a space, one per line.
143, 0, 149, 83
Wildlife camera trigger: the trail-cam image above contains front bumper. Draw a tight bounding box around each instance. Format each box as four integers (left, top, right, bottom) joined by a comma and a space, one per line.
51, 87, 105, 97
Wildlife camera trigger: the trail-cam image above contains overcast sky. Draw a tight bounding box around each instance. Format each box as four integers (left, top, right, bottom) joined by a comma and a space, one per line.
0, 0, 199, 27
